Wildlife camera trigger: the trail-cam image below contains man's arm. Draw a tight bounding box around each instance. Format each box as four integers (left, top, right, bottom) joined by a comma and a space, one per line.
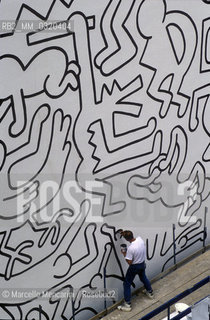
126, 259, 133, 265
121, 247, 133, 265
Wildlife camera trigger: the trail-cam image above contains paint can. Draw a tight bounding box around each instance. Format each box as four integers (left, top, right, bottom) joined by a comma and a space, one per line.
120, 244, 127, 253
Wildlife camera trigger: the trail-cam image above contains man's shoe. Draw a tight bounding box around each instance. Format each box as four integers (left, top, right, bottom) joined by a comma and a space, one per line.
117, 302, 132, 312
145, 290, 154, 299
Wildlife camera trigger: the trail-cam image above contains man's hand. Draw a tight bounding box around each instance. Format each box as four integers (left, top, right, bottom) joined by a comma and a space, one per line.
116, 229, 124, 238
121, 250, 127, 257
121, 250, 133, 264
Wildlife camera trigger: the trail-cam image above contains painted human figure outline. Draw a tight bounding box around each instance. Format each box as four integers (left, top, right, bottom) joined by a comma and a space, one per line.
127, 126, 208, 226
137, 0, 197, 118
0, 47, 79, 136
68, 12, 162, 216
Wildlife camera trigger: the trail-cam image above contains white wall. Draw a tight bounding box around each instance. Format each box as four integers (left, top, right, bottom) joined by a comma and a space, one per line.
0, 0, 209, 319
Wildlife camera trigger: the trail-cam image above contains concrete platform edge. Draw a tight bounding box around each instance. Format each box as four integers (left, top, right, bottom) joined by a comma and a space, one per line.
89, 245, 210, 320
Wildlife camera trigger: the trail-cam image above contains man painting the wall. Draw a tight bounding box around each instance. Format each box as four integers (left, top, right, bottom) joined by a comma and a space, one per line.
118, 230, 154, 312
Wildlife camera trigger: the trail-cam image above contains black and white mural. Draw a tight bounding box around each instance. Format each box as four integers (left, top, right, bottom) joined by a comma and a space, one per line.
0, 0, 209, 319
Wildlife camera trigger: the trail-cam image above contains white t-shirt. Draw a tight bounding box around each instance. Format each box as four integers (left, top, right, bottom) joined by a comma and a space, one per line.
125, 236, 146, 264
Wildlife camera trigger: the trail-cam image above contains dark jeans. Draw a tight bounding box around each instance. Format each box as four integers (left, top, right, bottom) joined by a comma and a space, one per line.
123, 262, 152, 303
